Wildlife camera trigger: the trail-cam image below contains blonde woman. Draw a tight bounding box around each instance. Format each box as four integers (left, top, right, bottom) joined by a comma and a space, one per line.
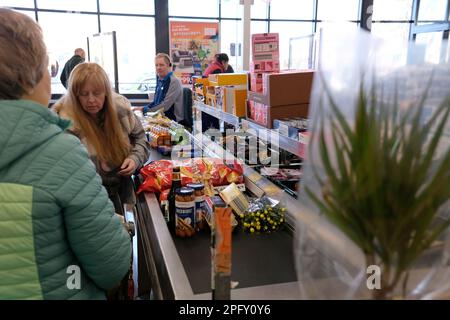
54, 63, 150, 213
0, 8, 131, 299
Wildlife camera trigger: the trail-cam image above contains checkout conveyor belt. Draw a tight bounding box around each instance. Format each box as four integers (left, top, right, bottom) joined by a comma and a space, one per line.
134, 134, 301, 299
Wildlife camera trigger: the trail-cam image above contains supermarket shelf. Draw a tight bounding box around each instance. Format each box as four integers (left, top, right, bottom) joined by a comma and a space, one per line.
193, 132, 298, 233
241, 119, 304, 159
193, 101, 241, 127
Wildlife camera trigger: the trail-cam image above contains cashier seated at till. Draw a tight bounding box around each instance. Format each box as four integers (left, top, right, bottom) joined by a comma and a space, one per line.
132, 53, 184, 125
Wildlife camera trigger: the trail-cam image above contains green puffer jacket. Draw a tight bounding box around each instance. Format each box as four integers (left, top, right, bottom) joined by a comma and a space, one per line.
0, 100, 132, 300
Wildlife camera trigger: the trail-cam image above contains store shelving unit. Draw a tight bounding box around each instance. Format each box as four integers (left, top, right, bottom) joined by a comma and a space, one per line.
193, 101, 305, 160
193, 101, 241, 129
241, 119, 305, 159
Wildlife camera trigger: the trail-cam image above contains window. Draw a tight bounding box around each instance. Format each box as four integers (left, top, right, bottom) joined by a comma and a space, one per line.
418, 0, 448, 21
221, 0, 243, 19
251, 0, 268, 19
415, 32, 444, 64
99, 0, 154, 15
270, 22, 313, 69
270, 0, 314, 20
38, 12, 98, 94
221, 19, 243, 71
251, 20, 268, 34
36, 0, 97, 12
17, 9, 36, 20
289, 34, 317, 70
372, 0, 413, 21
371, 23, 411, 44
169, 0, 218, 18
2, 0, 34, 8
317, 0, 360, 21
371, 23, 410, 65
100, 15, 155, 93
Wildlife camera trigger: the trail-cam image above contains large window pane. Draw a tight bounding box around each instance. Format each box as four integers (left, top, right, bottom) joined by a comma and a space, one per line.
252, 20, 268, 34
415, 32, 444, 64
38, 12, 98, 94
289, 34, 317, 70
373, 0, 413, 21
99, 0, 154, 15
36, 0, 97, 12
17, 9, 36, 21
270, 0, 314, 20
101, 15, 155, 94
418, 0, 448, 21
371, 23, 411, 43
371, 22, 410, 66
317, 0, 360, 21
251, 0, 268, 19
221, 0, 243, 19
169, 0, 218, 18
221, 19, 243, 71
2, 0, 34, 8
270, 22, 313, 69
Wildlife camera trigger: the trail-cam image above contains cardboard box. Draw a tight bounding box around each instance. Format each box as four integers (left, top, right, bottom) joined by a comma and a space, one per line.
208, 73, 247, 86
247, 70, 315, 106
247, 101, 309, 128
223, 86, 247, 117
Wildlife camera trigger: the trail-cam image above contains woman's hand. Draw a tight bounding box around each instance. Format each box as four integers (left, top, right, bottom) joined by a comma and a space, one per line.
118, 157, 137, 176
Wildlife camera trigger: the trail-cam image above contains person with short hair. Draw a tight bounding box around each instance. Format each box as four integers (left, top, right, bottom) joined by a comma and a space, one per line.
60, 48, 86, 89
54, 62, 150, 214
0, 8, 131, 300
133, 53, 184, 123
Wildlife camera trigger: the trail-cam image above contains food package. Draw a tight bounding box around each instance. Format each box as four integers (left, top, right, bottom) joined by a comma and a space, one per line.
239, 195, 286, 234
137, 158, 244, 194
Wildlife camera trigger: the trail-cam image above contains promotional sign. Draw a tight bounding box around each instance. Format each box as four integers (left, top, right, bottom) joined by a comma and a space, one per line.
170, 21, 220, 85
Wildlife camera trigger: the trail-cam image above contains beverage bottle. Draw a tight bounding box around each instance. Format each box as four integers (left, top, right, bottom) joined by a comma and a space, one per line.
168, 166, 181, 233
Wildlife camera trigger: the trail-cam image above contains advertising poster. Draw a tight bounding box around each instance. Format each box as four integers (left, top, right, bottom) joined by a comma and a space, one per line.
170, 21, 220, 85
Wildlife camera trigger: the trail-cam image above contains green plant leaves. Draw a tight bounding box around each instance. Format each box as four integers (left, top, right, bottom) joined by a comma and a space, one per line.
306, 70, 450, 297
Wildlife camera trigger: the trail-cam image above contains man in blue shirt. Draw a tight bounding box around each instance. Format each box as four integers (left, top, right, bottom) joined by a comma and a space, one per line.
134, 53, 184, 122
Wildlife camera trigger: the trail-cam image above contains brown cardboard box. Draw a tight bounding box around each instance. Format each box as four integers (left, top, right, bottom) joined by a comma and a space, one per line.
247, 100, 310, 128
248, 70, 315, 107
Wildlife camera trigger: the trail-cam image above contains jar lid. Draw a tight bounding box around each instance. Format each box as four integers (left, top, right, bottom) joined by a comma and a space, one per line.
186, 183, 204, 190
176, 187, 194, 196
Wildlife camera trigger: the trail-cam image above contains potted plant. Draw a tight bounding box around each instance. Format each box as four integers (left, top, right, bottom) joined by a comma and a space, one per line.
304, 70, 450, 299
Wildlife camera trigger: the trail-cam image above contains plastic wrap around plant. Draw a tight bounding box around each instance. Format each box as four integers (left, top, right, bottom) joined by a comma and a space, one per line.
295, 25, 450, 300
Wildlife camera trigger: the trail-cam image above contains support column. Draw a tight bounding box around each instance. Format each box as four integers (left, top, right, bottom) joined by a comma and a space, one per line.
241, 0, 253, 71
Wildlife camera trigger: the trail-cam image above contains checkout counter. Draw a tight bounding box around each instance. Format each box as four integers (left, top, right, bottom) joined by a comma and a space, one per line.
133, 133, 302, 300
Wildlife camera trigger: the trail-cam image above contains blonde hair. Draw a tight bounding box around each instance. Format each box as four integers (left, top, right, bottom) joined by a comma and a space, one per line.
0, 8, 48, 99
65, 63, 131, 167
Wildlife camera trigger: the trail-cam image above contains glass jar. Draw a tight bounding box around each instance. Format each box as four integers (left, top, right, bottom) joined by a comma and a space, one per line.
175, 187, 196, 237
186, 183, 206, 231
